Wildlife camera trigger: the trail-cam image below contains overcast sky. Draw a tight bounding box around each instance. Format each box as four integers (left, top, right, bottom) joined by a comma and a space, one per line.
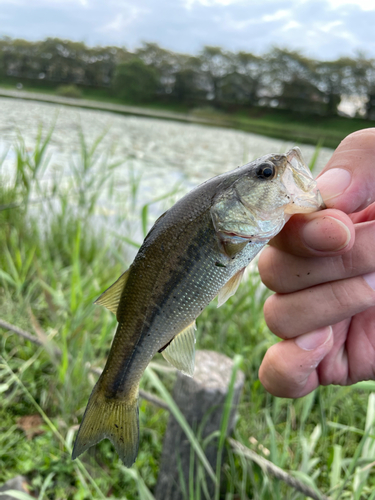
1, 0, 375, 60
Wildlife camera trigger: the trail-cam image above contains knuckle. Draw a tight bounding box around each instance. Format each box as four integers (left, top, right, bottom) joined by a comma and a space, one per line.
340, 251, 361, 278
328, 278, 374, 313
328, 281, 353, 310
263, 295, 289, 337
260, 345, 307, 398
341, 128, 375, 152
258, 247, 286, 293
259, 347, 286, 395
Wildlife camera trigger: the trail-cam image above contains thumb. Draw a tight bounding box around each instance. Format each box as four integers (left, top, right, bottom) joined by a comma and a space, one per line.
317, 128, 375, 214
258, 326, 333, 398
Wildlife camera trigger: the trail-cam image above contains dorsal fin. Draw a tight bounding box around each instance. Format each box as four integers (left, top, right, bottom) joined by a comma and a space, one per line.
94, 270, 129, 314
217, 268, 245, 308
161, 321, 196, 377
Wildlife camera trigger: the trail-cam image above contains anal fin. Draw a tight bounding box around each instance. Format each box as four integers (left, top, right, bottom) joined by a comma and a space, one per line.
217, 268, 245, 308
161, 321, 196, 377
94, 269, 129, 314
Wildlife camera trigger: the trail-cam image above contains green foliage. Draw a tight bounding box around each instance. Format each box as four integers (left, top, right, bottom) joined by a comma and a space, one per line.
2, 36, 375, 117
1, 126, 375, 499
112, 59, 159, 103
56, 84, 82, 98
0, 36, 127, 87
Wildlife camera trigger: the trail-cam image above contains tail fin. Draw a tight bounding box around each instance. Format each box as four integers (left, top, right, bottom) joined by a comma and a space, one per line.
72, 383, 139, 467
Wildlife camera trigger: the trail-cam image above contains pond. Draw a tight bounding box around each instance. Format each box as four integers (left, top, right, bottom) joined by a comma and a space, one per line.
0, 96, 334, 257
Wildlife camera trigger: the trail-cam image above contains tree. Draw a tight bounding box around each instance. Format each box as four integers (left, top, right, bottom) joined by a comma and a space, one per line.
198, 46, 234, 104
279, 77, 326, 114
112, 59, 159, 102
171, 56, 203, 104
262, 48, 316, 105
135, 42, 180, 96
233, 52, 264, 106
315, 58, 355, 115
349, 54, 375, 119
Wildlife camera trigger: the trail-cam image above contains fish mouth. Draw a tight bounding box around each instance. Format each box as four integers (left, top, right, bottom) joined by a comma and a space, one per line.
284, 189, 326, 214
283, 148, 326, 214
219, 229, 275, 243
220, 230, 253, 240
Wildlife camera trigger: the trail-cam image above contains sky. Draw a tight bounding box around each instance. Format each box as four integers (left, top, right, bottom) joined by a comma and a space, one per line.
1, 0, 375, 60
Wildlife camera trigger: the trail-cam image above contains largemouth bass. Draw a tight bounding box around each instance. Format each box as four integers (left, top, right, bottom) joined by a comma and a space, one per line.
72, 147, 324, 466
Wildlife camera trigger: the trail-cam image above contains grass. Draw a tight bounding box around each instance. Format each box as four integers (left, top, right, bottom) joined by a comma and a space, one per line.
0, 123, 375, 499
1, 75, 375, 149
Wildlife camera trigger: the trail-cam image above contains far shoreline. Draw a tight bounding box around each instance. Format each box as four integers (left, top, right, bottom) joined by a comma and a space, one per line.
1, 86, 373, 149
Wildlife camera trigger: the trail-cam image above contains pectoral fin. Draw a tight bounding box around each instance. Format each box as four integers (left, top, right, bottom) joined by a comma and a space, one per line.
217, 232, 249, 259
217, 268, 245, 308
94, 270, 129, 314
161, 321, 196, 377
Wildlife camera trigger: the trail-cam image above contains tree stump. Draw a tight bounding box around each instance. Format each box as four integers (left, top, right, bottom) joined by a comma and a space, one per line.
155, 350, 245, 500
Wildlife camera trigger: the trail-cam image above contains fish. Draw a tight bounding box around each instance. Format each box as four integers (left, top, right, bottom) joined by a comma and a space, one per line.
72, 147, 325, 467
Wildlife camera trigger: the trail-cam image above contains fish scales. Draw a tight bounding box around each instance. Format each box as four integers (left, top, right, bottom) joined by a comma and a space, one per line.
72, 147, 325, 467
104, 183, 250, 396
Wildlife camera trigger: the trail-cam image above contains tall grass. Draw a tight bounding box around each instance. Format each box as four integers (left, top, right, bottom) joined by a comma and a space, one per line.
0, 124, 375, 499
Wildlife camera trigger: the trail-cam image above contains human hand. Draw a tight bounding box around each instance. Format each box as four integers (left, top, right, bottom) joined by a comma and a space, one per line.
258, 128, 375, 397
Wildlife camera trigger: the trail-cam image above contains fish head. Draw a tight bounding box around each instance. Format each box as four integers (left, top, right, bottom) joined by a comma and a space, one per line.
211, 147, 325, 244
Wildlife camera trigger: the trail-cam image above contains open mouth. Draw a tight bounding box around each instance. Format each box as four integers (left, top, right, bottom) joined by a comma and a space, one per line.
220, 231, 253, 239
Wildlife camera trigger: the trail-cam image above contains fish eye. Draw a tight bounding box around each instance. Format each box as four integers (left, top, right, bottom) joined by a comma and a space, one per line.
256, 162, 275, 180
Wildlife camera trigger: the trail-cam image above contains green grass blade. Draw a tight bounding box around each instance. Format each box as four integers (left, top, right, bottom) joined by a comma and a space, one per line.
308, 139, 324, 172
353, 392, 375, 494
0, 491, 36, 500
214, 354, 243, 500
38, 472, 55, 500
330, 444, 342, 492
0, 355, 105, 500
123, 468, 155, 500
145, 367, 217, 484
141, 203, 149, 238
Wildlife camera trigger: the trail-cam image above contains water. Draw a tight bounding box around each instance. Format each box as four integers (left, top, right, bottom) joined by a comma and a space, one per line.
0, 96, 333, 182
0, 96, 334, 254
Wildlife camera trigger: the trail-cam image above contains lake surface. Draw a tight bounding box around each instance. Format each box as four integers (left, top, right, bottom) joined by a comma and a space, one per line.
0, 97, 334, 255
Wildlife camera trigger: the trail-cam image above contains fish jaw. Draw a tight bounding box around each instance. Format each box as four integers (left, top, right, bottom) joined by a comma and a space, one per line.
283, 147, 326, 214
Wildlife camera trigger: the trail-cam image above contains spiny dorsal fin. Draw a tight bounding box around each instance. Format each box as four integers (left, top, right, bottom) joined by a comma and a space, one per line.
161, 321, 196, 377
94, 269, 129, 314
217, 268, 245, 308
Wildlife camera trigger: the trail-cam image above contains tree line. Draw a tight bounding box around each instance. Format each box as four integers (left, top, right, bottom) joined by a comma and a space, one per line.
1, 36, 375, 118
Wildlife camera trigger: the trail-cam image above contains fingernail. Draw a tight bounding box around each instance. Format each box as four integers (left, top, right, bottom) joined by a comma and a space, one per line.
295, 326, 332, 351
364, 272, 375, 290
317, 168, 352, 202
303, 216, 351, 251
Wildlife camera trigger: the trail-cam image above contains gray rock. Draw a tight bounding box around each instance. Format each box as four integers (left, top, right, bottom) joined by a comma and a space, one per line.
0, 476, 30, 499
